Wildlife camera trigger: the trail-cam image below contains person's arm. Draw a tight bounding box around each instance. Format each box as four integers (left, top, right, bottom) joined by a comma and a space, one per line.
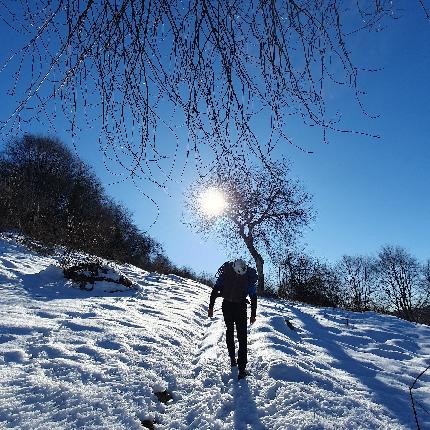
247, 268, 258, 324
250, 294, 257, 323
208, 272, 224, 317
208, 288, 218, 312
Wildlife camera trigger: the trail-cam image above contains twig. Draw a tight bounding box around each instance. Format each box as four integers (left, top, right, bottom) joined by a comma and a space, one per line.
410, 364, 430, 430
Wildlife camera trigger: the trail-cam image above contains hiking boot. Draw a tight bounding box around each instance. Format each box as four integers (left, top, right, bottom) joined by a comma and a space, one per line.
238, 369, 250, 380
230, 357, 237, 367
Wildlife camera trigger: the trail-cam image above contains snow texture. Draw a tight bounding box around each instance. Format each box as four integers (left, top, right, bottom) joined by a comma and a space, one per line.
0, 234, 429, 429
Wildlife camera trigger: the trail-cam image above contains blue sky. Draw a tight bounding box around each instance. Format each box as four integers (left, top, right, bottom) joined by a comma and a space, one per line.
0, 3, 429, 277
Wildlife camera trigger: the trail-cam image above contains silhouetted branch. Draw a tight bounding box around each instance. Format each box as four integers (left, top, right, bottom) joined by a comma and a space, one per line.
0, 0, 404, 183
410, 364, 430, 430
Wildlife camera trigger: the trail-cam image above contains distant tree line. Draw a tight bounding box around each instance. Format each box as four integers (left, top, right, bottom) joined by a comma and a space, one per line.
0, 134, 211, 284
185, 155, 430, 324
275, 247, 430, 324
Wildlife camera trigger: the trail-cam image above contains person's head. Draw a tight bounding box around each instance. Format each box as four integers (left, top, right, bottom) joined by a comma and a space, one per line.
232, 258, 247, 275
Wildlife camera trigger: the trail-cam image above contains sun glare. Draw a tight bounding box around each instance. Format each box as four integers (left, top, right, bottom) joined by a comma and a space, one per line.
199, 188, 227, 217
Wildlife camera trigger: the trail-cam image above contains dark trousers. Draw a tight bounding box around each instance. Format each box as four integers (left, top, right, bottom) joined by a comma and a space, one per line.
222, 300, 247, 372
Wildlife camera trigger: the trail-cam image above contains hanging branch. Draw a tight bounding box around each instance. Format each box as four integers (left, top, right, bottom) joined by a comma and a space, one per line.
0, 1, 405, 185
410, 364, 430, 430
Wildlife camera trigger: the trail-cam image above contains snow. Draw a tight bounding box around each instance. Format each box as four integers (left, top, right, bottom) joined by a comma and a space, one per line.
0, 234, 429, 429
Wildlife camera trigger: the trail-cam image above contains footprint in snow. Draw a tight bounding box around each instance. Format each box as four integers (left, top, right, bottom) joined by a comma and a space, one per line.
36, 311, 59, 319
0, 334, 15, 344
268, 363, 312, 384
96, 339, 122, 350
0, 259, 16, 269
3, 349, 29, 363
75, 345, 106, 362
100, 303, 124, 311
62, 321, 103, 333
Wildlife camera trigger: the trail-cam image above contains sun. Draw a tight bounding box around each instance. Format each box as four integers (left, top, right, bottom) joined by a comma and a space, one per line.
199, 188, 228, 217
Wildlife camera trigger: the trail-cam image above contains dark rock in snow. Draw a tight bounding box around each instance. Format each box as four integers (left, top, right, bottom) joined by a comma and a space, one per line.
61, 255, 135, 291
154, 390, 173, 404
285, 318, 295, 331
141, 418, 157, 429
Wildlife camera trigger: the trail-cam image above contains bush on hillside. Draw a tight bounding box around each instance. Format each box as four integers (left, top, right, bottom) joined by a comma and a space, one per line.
0, 134, 161, 270
60, 253, 134, 291
277, 251, 341, 307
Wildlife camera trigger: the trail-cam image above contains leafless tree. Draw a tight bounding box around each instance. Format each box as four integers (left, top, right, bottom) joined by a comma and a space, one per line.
185, 160, 313, 293
278, 250, 341, 306
2, 1, 426, 186
376, 246, 430, 322
337, 255, 377, 312
424, 260, 430, 287
419, 260, 430, 324
0, 134, 162, 266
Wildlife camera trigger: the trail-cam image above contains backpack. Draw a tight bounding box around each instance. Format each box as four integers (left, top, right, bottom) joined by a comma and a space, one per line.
215, 261, 230, 279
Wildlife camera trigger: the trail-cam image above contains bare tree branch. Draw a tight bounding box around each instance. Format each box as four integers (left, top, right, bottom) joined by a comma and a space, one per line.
410, 364, 430, 430
0, 0, 405, 186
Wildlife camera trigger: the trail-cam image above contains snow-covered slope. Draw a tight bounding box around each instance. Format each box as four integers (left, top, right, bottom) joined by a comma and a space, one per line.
1, 236, 429, 430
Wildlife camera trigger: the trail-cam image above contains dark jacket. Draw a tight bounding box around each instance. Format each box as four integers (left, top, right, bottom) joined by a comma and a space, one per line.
209, 262, 258, 318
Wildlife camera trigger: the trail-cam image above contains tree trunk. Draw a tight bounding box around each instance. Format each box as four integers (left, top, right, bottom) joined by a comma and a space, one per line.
255, 255, 265, 295
241, 233, 265, 295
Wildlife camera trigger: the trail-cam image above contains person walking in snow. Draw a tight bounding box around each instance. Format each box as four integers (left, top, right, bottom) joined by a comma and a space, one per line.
208, 259, 258, 380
